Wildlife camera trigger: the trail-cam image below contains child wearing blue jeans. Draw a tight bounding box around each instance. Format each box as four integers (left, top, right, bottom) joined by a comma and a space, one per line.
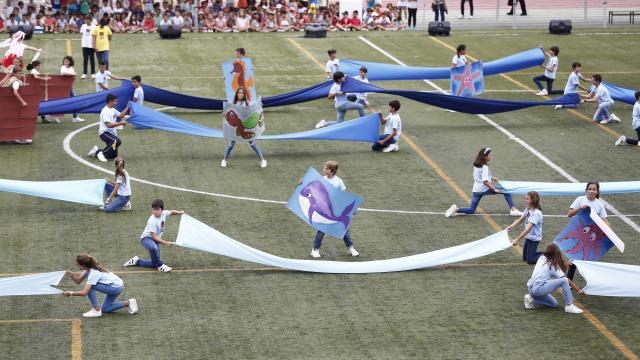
123, 199, 184, 272
102, 157, 132, 212
507, 191, 543, 264
315, 71, 366, 129
581, 74, 620, 124
372, 99, 401, 153
310, 160, 359, 259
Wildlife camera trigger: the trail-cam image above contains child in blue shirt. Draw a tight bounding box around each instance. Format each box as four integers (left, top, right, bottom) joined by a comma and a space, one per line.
507, 191, 543, 264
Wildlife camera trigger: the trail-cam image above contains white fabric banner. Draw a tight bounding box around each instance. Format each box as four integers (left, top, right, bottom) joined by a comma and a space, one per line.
176, 214, 512, 274
0, 271, 64, 296
574, 260, 640, 297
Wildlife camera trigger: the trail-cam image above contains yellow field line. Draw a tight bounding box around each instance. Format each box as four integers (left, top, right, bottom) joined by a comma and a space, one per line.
71, 319, 82, 360
428, 35, 639, 360
66, 39, 72, 57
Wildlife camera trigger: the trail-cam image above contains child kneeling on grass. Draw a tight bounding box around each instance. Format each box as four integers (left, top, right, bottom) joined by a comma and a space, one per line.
372, 99, 401, 152
507, 191, 543, 264
123, 199, 184, 272
64, 254, 138, 318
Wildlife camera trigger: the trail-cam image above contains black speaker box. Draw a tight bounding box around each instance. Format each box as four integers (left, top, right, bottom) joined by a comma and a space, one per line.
7, 25, 34, 40
158, 25, 182, 39
549, 20, 572, 35
304, 24, 327, 38
428, 21, 451, 36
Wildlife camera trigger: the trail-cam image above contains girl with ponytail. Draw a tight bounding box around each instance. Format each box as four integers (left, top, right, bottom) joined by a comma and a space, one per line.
64, 254, 138, 318
102, 157, 132, 212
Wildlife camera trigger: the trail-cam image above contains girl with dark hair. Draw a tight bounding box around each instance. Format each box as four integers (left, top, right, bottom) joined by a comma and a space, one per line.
533, 46, 561, 96
102, 157, 132, 212
446, 147, 521, 217
525, 244, 584, 313
568, 182, 608, 226
60, 55, 84, 123
451, 44, 467, 68
507, 191, 543, 264
64, 254, 138, 318
221, 87, 267, 168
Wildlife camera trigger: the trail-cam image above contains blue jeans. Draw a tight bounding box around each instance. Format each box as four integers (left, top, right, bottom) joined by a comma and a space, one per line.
371, 134, 396, 151
223, 140, 263, 160
529, 277, 573, 307
103, 182, 130, 213
456, 186, 515, 214
97, 50, 109, 69
522, 238, 541, 265
593, 101, 613, 122
88, 283, 125, 313
138, 236, 163, 268
326, 102, 366, 126
532, 75, 563, 94
314, 230, 353, 250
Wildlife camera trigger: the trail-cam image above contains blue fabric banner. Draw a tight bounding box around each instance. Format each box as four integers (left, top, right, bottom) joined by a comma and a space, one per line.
602, 81, 637, 105
222, 58, 257, 103
553, 207, 621, 261
286, 167, 363, 239
499, 180, 640, 196
451, 61, 484, 97
0, 178, 106, 206
340, 48, 545, 81
0, 271, 64, 296
39, 83, 134, 115
127, 102, 381, 142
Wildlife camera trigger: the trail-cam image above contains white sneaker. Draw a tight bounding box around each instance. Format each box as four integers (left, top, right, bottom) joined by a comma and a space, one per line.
536, 89, 548, 96
98, 205, 105, 210
600, 118, 610, 124
382, 144, 397, 153
564, 304, 583, 314
609, 113, 621, 122
91, 74, 96, 79
509, 208, 523, 217
123, 256, 139, 267
468, 15, 473, 19
87, 145, 99, 157
128, 298, 138, 314
445, 204, 458, 218
52, 117, 61, 124
72, 117, 85, 123
80, 74, 87, 79
82, 308, 102, 318
260, 159, 268, 168
96, 151, 108, 162
220, 159, 227, 168
315, 119, 327, 129
158, 264, 172, 272
554, 105, 563, 110
348, 246, 359, 257
123, 201, 132, 211
524, 294, 534, 309
458, 14, 464, 19
615, 135, 626, 146
310, 249, 321, 258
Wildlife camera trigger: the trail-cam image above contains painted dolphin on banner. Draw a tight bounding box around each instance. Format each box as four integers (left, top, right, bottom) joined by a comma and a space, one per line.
299, 180, 355, 228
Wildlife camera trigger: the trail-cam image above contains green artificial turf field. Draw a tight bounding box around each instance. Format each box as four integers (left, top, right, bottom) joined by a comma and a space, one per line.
1, 29, 640, 359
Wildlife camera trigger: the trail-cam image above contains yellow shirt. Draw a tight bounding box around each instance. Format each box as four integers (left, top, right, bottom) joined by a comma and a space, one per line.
92, 26, 112, 52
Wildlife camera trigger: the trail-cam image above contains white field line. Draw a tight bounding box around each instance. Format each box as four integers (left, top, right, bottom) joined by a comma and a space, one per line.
358, 36, 640, 236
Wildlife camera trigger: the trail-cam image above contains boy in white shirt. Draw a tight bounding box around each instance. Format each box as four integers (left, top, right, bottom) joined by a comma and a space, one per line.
325, 48, 339, 79
581, 74, 620, 124
80, 14, 96, 79
315, 71, 366, 128
372, 100, 401, 152
534, 46, 560, 96
451, 44, 467, 68
131, 75, 144, 104
95, 62, 122, 92
123, 199, 184, 272
615, 91, 640, 146
348, 66, 369, 106
87, 94, 130, 162
554, 62, 591, 110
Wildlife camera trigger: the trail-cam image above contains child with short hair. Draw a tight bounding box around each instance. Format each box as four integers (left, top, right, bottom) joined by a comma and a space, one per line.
372, 100, 401, 152
534, 46, 560, 96
507, 191, 543, 264
95, 62, 122, 92
615, 91, 640, 146
123, 199, 184, 272
349, 10, 363, 30
581, 74, 620, 124
554, 62, 591, 110
350, 66, 369, 106
87, 93, 130, 162
80, 14, 96, 79
131, 75, 144, 105
315, 71, 366, 128
325, 48, 339, 79
310, 160, 359, 258
452, 44, 467, 68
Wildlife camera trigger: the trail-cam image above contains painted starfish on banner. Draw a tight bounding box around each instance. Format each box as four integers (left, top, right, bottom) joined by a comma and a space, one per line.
453, 66, 481, 96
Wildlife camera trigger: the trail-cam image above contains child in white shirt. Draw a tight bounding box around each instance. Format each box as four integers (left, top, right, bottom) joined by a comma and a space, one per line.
372, 99, 402, 152
534, 46, 560, 96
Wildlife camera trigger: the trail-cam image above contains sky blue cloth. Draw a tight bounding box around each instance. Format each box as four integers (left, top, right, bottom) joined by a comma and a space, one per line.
0, 271, 64, 296
286, 167, 363, 239
451, 61, 484, 97
0, 179, 106, 206
175, 214, 512, 274
602, 81, 637, 105
574, 260, 640, 297
340, 48, 545, 81
127, 102, 381, 142
553, 207, 615, 261
499, 180, 640, 196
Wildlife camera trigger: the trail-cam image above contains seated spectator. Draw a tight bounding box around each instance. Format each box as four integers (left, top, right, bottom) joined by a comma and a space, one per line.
213, 10, 229, 32
159, 12, 173, 26
234, 8, 250, 31
6, 14, 20, 29
128, 16, 142, 32
196, 13, 205, 32
68, 13, 80, 32
142, 11, 156, 32
278, 10, 290, 31
348, 10, 363, 30
327, 10, 338, 30
44, 12, 56, 32
374, 11, 393, 30
204, 12, 216, 31
261, 11, 277, 32
110, 13, 127, 32
34, 13, 44, 33
132, 4, 145, 22
250, 11, 261, 31
181, 11, 193, 32
173, 10, 185, 27
336, 11, 349, 31
99, 0, 113, 18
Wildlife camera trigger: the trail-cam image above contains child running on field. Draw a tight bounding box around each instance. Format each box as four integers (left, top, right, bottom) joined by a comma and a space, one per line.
507, 191, 543, 264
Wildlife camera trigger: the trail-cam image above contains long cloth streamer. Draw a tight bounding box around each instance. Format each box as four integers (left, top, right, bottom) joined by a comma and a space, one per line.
39, 84, 134, 115
127, 102, 381, 142
175, 214, 512, 274
340, 48, 546, 81
0, 271, 64, 296
574, 260, 640, 297
0, 179, 106, 206
602, 81, 637, 105
499, 180, 640, 196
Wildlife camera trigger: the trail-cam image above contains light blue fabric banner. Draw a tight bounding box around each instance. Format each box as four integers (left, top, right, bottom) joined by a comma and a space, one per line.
602, 81, 637, 105
286, 167, 363, 239
574, 260, 640, 297
175, 214, 512, 274
0, 179, 106, 206
451, 61, 484, 97
222, 58, 257, 103
127, 102, 381, 143
0, 271, 64, 296
499, 180, 640, 196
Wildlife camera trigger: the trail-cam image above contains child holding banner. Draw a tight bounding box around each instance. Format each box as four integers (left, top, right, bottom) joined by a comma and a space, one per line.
372, 100, 401, 152
507, 191, 543, 264
554, 62, 591, 110
221, 87, 267, 168
580, 74, 620, 124
311, 160, 359, 258
315, 71, 366, 129
87, 94, 130, 162
533, 46, 561, 96
102, 157, 131, 212
451, 44, 467, 68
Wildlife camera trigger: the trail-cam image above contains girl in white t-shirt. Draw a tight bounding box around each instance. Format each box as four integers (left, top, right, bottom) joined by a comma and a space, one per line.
27, 60, 52, 124
63, 254, 138, 318
451, 44, 467, 68
221, 87, 267, 168
446, 147, 522, 217
533, 46, 561, 96
507, 191, 544, 264
60, 56, 84, 123
103, 157, 132, 212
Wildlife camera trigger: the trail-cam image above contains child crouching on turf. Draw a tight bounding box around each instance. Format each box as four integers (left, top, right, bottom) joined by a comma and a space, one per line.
615, 91, 640, 146
310, 161, 359, 259
123, 199, 184, 272
102, 157, 131, 212
372, 99, 401, 152
507, 191, 543, 264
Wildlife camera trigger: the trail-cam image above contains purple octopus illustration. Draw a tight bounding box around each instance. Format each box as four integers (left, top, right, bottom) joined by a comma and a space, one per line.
556, 217, 611, 261
298, 181, 355, 228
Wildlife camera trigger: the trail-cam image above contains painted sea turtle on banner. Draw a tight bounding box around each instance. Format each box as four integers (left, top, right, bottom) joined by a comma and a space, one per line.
222, 98, 265, 142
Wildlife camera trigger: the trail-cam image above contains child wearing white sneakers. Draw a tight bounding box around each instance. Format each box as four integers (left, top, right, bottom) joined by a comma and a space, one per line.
615, 91, 640, 146
310, 161, 359, 259
581, 74, 620, 124
63, 254, 138, 318
533, 46, 560, 96
554, 62, 591, 110
123, 199, 184, 273
87, 93, 130, 162
325, 49, 340, 79
372, 99, 401, 152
